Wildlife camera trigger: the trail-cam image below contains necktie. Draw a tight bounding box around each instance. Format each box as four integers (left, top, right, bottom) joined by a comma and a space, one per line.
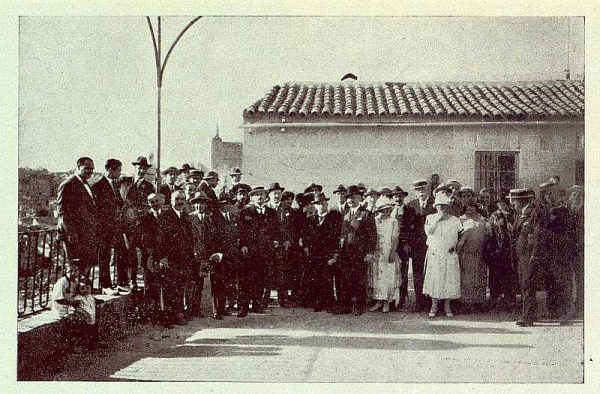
111, 179, 119, 197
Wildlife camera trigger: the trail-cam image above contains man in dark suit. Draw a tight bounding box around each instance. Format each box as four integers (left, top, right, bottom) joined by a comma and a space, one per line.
91, 158, 125, 295
512, 188, 538, 326
137, 193, 164, 312
230, 183, 251, 218
156, 190, 195, 326
189, 191, 223, 319
405, 179, 437, 311
337, 185, 377, 316
389, 186, 410, 310
56, 157, 99, 277
199, 170, 221, 217
238, 186, 281, 317
266, 182, 294, 307
303, 192, 342, 312
214, 193, 242, 314
158, 166, 181, 207
122, 156, 156, 291
226, 167, 244, 199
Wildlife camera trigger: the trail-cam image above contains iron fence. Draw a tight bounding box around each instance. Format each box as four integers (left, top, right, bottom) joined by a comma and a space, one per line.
18, 229, 119, 317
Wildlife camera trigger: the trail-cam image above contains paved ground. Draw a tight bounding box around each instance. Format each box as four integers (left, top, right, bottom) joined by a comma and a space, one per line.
39, 304, 583, 383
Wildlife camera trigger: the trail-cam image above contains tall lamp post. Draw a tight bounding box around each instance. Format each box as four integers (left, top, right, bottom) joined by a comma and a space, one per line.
146, 16, 202, 187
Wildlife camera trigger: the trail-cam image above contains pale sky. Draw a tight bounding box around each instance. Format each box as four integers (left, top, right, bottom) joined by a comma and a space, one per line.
19, 16, 584, 173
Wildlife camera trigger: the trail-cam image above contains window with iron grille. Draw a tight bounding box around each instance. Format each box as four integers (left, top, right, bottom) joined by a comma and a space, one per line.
475, 151, 518, 196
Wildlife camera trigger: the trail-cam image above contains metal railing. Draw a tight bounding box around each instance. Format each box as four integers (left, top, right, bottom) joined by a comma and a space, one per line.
18, 228, 120, 317
18, 229, 66, 317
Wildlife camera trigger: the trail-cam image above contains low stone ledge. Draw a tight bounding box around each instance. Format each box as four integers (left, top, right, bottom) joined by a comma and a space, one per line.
17, 293, 136, 380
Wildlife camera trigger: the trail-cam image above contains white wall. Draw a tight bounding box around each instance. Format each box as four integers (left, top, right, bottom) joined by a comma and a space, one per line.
242, 122, 583, 195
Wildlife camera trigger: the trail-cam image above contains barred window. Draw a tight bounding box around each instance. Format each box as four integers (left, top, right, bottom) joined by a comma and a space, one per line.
475, 151, 518, 196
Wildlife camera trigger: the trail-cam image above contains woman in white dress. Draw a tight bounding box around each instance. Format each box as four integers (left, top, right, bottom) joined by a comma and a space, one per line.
368, 196, 401, 313
422, 193, 463, 317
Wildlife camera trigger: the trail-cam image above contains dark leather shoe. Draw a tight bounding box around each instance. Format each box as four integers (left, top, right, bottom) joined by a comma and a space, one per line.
213, 313, 224, 320
238, 309, 248, 318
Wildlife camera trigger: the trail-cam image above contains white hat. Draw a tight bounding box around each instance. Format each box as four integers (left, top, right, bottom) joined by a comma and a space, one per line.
433, 192, 451, 206
374, 196, 395, 211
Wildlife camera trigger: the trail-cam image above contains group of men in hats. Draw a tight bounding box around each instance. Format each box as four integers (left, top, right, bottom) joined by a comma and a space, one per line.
57, 157, 584, 326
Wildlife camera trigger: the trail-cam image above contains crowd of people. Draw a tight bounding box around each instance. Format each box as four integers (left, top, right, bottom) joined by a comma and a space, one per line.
53, 155, 584, 348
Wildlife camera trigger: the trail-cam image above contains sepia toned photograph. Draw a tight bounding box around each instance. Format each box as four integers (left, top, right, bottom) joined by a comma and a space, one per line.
15, 14, 584, 383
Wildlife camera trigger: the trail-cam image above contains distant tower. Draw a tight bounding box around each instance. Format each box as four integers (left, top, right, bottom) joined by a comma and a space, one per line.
211, 124, 222, 170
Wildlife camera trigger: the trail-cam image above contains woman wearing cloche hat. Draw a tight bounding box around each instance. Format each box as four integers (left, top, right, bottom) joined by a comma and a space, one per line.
368, 196, 401, 313
422, 192, 463, 318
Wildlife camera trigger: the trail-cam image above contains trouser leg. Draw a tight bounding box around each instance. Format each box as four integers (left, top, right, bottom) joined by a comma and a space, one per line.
398, 256, 409, 302
521, 256, 540, 321
412, 247, 427, 308
97, 237, 113, 289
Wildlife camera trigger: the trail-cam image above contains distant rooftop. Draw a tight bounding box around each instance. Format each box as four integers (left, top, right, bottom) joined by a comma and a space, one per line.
243, 80, 584, 121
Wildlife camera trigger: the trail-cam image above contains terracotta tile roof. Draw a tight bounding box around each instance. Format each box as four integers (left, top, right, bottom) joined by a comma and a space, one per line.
244, 80, 584, 120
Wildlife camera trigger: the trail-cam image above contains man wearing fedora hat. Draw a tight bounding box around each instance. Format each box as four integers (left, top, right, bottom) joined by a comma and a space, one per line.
159, 167, 181, 207
303, 192, 343, 312
226, 167, 243, 194
92, 158, 125, 295
122, 156, 156, 291
230, 183, 251, 218
337, 185, 377, 316
238, 186, 281, 316
332, 184, 348, 214
187, 169, 203, 186
404, 179, 437, 311
199, 170, 221, 217
189, 191, 225, 319
214, 193, 242, 314
511, 188, 540, 326
267, 182, 295, 307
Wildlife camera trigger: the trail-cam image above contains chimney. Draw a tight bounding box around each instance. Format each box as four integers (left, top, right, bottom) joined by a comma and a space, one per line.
341, 73, 358, 81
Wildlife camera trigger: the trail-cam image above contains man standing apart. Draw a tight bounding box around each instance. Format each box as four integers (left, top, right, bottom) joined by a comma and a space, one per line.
56, 157, 99, 277
92, 159, 125, 295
